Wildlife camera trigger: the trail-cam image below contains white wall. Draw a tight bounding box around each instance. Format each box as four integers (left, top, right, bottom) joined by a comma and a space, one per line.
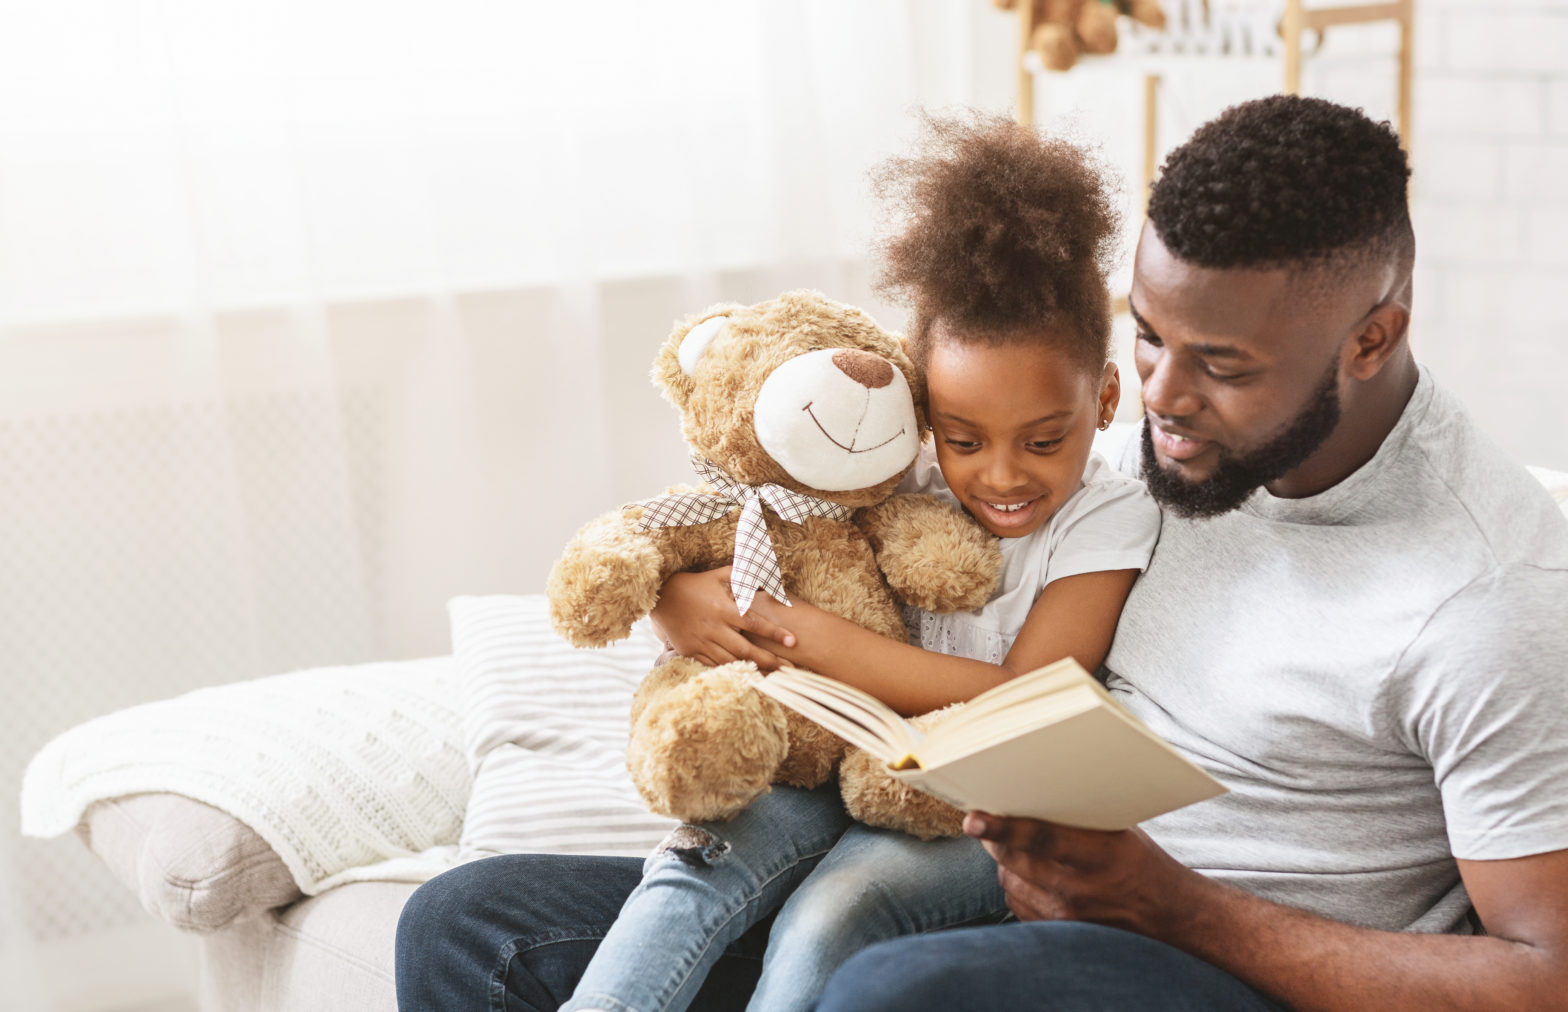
1409, 0, 1568, 471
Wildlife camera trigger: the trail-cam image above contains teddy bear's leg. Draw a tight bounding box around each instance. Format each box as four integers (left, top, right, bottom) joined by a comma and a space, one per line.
1030, 22, 1081, 71
627, 656, 791, 824
773, 710, 848, 791
838, 746, 965, 840
1075, 1, 1120, 55
1126, 0, 1166, 29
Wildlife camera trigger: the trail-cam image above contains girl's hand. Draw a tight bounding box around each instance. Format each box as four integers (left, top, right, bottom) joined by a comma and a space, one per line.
651, 568, 797, 670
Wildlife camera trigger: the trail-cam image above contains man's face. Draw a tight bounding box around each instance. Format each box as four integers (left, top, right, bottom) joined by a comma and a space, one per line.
1129, 223, 1359, 518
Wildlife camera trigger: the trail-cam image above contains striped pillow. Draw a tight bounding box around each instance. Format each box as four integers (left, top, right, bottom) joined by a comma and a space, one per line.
450, 594, 676, 859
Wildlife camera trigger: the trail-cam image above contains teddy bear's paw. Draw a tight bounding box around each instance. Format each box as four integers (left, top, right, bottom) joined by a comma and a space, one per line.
773, 710, 848, 790
839, 746, 965, 840
626, 662, 790, 824
862, 495, 1002, 614
545, 528, 664, 647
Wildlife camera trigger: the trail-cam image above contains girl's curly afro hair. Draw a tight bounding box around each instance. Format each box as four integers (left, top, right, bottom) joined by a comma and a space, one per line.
873, 111, 1122, 373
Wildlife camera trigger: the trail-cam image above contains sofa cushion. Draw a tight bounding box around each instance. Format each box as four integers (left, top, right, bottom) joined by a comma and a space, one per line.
198, 880, 417, 1012
451, 594, 676, 860
80, 793, 302, 931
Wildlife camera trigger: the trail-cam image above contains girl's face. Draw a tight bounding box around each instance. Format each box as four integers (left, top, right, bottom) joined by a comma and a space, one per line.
925, 331, 1118, 539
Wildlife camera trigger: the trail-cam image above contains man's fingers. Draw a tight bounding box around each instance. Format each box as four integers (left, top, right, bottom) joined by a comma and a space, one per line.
965, 812, 1058, 852
997, 865, 1071, 922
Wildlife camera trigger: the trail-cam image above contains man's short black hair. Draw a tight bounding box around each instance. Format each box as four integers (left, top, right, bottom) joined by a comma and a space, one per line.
1147, 95, 1412, 274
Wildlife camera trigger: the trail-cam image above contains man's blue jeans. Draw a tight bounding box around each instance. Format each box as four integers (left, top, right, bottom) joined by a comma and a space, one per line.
395, 840, 1285, 1012
812, 920, 1291, 1011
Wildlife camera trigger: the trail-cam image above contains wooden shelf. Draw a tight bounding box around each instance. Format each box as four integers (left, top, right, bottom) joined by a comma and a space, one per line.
1012, 0, 1416, 206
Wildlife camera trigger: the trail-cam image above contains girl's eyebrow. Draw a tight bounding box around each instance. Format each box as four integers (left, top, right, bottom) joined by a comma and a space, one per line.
937, 410, 1072, 427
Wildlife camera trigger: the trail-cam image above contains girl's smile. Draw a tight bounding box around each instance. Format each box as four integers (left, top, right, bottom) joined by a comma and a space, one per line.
924, 332, 1118, 540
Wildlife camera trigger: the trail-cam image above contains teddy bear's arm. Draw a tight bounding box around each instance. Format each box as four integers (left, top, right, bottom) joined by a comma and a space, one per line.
546, 508, 668, 647
856, 494, 1002, 614
547, 497, 740, 648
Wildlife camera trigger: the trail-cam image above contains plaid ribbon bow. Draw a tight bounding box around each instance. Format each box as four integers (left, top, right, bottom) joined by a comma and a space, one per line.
630, 455, 852, 614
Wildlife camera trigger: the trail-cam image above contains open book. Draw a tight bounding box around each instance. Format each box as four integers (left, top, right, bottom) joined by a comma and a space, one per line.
751, 658, 1226, 831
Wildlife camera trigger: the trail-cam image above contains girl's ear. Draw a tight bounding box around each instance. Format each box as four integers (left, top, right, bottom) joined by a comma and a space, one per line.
1098, 361, 1121, 426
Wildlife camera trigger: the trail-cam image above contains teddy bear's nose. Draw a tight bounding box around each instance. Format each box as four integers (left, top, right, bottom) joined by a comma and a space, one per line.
831, 349, 895, 389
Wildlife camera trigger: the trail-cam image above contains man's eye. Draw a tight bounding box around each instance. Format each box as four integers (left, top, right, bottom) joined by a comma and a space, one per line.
1200, 364, 1244, 381
1136, 330, 1161, 347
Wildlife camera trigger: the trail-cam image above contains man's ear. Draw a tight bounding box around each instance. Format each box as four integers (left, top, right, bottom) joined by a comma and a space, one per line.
1344, 300, 1411, 381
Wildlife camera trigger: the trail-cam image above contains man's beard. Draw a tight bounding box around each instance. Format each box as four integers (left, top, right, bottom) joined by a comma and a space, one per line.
1140, 361, 1342, 519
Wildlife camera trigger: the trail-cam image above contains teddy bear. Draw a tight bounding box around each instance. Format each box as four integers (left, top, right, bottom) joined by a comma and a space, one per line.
993, 0, 1168, 72
546, 289, 1001, 833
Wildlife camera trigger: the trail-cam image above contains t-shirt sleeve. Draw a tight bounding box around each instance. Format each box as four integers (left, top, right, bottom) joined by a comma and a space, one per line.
1390, 564, 1568, 861
897, 440, 952, 499
1039, 472, 1162, 588
1089, 420, 1142, 479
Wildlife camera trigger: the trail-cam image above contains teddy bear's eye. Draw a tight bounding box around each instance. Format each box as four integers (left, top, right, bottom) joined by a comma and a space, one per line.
678, 315, 731, 375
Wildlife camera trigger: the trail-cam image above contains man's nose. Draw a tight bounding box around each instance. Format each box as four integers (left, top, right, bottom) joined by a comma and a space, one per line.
1139, 350, 1202, 420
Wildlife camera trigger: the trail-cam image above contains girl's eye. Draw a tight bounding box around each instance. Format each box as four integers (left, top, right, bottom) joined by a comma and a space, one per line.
943, 438, 980, 451
1026, 439, 1064, 452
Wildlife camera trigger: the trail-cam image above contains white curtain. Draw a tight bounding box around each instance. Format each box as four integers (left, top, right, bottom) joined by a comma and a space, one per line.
0, 1, 994, 1001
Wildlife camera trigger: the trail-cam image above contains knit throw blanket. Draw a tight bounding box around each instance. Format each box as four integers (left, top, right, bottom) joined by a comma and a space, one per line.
20, 656, 471, 894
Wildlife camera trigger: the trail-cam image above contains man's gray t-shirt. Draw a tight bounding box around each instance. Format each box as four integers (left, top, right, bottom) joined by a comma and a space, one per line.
1105, 368, 1568, 934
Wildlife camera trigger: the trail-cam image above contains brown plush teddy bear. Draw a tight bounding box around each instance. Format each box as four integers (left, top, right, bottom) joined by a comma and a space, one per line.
994, 0, 1168, 72
546, 290, 1001, 830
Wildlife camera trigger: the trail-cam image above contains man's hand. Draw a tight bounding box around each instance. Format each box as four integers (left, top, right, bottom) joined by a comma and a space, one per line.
650, 568, 796, 670
963, 811, 1201, 938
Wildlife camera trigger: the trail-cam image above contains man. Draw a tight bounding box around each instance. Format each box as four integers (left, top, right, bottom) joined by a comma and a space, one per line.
811, 95, 1568, 1010
395, 97, 1568, 1010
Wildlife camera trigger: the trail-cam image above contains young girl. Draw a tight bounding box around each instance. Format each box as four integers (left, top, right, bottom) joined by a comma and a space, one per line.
561, 112, 1160, 1012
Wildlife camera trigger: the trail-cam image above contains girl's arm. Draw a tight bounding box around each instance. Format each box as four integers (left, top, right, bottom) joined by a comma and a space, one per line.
653, 565, 1140, 716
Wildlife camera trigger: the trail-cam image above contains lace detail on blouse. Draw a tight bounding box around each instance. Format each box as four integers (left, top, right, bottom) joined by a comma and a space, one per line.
903, 604, 1014, 666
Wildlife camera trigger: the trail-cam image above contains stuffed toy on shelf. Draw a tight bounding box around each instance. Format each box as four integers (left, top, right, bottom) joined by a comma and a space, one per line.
994, 0, 1168, 71
547, 290, 1001, 835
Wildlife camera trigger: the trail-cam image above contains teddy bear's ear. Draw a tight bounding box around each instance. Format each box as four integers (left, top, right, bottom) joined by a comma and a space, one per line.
677, 315, 730, 375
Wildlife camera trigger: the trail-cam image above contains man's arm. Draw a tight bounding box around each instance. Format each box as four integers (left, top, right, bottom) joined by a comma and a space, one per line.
967, 814, 1568, 1011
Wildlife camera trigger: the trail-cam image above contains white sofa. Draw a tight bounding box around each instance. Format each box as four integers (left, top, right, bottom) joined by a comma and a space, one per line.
27, 468, 1568, 1012
24, 596, 676, 1012
53, 655, 464, 1011
78, 728, 435, 1010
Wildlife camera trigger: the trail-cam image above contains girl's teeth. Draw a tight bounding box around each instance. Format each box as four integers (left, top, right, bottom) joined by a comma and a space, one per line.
988, 501, 1028, 512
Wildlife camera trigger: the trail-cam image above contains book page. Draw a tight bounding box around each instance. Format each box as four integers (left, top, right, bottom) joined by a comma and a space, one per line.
751, 668, 919, 763
920, 659, 1099, 745
892, 703, 1226, 831
915, 685, 1105, 769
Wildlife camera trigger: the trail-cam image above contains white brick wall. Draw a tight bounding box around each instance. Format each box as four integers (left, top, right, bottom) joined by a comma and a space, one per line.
1406, 0, 1568, 470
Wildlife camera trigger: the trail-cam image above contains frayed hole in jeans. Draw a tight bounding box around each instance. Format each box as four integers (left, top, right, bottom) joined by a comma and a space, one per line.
655, 825, 731, 867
